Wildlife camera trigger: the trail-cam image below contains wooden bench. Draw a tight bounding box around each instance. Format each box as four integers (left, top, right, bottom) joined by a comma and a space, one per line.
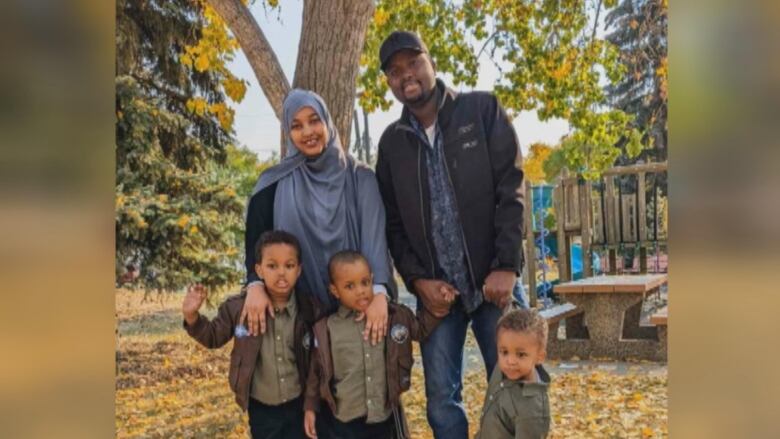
549, 274, 668, 361
650, 306, 668, 326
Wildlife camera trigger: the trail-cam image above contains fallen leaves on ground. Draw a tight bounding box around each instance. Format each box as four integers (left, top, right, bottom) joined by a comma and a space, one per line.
116, 289, 667, 438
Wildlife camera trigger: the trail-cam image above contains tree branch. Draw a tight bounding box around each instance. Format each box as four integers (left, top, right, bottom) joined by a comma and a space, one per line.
205, 0, 290, 120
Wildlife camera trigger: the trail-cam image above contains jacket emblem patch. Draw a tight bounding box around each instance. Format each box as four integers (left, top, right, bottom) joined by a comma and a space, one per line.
234, 324, 249, 338
462, 139, 478, 149
457, 123, 475, 135
302, 332, 312, 350
390, 324, 409, 344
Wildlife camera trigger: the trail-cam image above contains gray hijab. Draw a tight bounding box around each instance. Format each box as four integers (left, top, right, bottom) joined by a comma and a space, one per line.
251, 89, 390, 311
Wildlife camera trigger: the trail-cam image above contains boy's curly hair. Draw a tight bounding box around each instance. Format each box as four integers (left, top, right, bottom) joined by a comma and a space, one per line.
254, 230, 301, 263
496, 308, 549, 349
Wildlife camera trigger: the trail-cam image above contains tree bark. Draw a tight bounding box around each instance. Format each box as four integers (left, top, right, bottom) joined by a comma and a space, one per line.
205, 0, 290, 119
293, 0, 374, 147
208, 0, 373, 152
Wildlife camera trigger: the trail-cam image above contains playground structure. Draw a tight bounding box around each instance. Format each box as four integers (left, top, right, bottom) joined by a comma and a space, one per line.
524, 162, 668, 361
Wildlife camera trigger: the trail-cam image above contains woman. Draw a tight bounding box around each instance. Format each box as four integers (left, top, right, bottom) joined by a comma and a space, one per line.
241, 89, 392, 345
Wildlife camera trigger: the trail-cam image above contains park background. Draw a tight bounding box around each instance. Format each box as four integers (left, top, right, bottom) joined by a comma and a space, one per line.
115, 0, 668, 437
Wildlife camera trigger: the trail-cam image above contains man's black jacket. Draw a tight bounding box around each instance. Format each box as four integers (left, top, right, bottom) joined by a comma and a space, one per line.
375, 79, 525, 297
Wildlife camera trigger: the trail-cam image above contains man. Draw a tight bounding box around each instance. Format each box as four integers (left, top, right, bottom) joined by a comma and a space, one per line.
375, 31, 528, 439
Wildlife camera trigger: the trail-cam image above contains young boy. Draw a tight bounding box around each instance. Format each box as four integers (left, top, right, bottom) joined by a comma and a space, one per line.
475, 309, 551, 439
182, 230, 312, 439
303, 250, 440, 439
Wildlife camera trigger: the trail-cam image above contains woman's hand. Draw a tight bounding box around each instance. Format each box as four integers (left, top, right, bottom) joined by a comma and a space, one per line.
240, 282, 274, 336
304, 410, 317, 438
356, 293, 388, 346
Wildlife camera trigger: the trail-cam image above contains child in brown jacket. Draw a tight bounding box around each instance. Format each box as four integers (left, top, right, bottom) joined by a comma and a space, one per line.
183, 230, 313, 439
303, 250, 441, 439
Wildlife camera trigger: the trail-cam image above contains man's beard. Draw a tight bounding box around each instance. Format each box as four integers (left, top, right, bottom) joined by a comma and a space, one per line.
404, 81, 436, 108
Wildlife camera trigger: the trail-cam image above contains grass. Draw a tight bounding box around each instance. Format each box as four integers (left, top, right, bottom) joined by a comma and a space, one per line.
116, 289, 667, 438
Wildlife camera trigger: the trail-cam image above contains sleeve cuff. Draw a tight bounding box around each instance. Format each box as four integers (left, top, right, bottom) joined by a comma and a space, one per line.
372, 284, 388, 295
183, 314, 206, 337
303, 398, 320, 412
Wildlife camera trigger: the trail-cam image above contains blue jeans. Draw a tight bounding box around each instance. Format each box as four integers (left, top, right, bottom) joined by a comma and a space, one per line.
420, 281, 528, 439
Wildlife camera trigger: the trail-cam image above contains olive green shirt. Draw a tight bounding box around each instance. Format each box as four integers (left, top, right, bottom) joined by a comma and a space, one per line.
475, 366, 551, 439
249, 294, 301, 405
326, 305, 391, 423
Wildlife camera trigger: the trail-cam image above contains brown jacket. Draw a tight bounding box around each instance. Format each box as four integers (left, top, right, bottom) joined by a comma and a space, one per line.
184, 291, 314, 411
303, 303, 439, 433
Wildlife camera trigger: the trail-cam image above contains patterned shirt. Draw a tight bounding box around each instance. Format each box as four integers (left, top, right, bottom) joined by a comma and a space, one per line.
408, 115, 481, 312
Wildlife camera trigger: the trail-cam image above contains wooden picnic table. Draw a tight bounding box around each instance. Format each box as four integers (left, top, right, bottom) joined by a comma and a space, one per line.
549, 274, 668, 361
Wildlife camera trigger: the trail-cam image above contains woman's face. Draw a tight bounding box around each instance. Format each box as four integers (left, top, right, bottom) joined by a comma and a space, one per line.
290, 106, 329, 158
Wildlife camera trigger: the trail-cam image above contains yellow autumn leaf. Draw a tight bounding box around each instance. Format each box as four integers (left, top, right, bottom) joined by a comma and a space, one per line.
656, 57, 668, 78
212, 106, 234, 131
551, 61, 571, 80
208, 102, 226, 114
177, 215, 190, 228
187, 98, 208, 116
194, 53, 210, 72
374, 7, 389, 27
523, 142, 554, 183
179, 53, 193, 67
222, 77, 247, 102
129, 210, 147, 229
189, 225, 199, 235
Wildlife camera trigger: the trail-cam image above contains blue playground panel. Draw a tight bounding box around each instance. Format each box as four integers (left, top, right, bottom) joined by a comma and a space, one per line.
530, 185, 601, 300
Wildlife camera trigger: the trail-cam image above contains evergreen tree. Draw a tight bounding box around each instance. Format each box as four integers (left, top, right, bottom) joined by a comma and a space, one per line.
116, 0, 248, 293
605, 0, 668, 164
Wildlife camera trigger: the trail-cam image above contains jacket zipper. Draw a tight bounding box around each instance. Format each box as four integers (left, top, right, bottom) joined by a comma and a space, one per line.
417, 145, 436, 276
441, 142, 478, 292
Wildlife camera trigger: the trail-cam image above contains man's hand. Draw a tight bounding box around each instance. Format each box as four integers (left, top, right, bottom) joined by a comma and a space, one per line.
182, 284, 207, 326
483, 270, 517, 309
304, 410, 317, 438
356, 293, 388, 346
240, 282, 275, 336
413, 279, 457, 318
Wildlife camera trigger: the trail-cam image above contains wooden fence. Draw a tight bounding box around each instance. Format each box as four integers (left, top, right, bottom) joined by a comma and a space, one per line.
524, 162, 668, 307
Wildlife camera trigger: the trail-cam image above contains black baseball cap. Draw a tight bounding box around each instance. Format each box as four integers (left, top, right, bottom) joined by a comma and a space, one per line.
379, 31, 429, 71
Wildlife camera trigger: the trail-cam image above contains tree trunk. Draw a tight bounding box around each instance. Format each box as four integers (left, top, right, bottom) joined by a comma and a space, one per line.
293, 0, 374, 148
205, 0, 290, 119
208, 0, 373, 152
